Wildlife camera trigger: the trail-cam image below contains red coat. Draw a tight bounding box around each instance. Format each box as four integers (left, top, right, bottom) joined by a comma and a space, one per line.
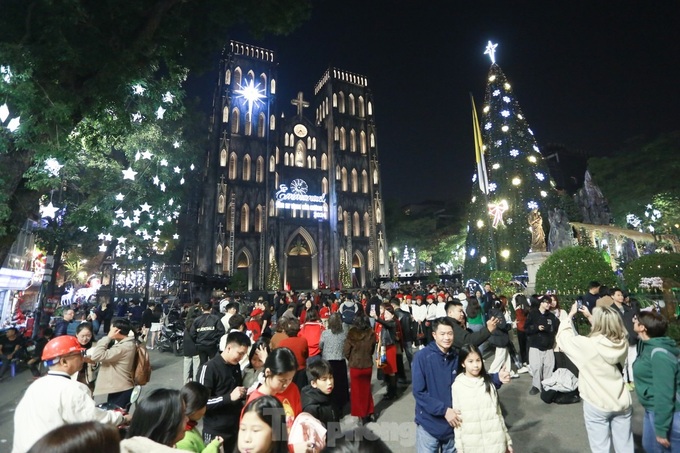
298, 321, 325, 357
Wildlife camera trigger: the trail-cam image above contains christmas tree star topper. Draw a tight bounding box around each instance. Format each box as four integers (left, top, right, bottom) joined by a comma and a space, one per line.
484, 41, 498, 64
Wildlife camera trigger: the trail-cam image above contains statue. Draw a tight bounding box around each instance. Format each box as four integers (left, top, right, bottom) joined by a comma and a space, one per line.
528, 209, 547, 252
548, 208, 574, 252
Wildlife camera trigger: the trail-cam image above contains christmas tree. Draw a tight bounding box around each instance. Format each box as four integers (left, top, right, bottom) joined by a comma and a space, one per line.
463, 42, 554, 281
339, 259, 352, 289
266, 258, 280, 291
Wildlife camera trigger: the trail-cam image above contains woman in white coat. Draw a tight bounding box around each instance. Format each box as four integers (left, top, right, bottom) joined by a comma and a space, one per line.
556, 303, 632, 453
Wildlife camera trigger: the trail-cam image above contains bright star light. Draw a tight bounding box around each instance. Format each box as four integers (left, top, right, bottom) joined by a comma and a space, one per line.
122, 167, 138, 180
173, 166, 181, 174
160, 159, 168, 166
141, 150, 153, 160
162, 91, 175, 103
7, 116, 20, 132
156, 106, 166, 119
132, 84, 146, 95
173, 234, 179, 240
140, 203, 152, 212
40, 202, 59, 219
152, 176, 160, 185
173, 141, 180, 149
234, 78, 266, 114
115, 193, 125, 201
484, 41, 498, 64
0, 103, 9, 122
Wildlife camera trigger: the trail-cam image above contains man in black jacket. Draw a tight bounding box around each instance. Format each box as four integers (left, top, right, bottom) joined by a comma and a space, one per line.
445, 300, 498, 351
197, 331, 250, 453
525, 296, 559, 395
189, 302, 226, 368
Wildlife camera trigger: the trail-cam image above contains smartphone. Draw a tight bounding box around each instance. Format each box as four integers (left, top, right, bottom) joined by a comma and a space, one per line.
577, 299, 583, 309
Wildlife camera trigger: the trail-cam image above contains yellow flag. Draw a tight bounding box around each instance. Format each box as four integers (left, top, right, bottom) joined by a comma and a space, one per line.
471, 94, 488, 194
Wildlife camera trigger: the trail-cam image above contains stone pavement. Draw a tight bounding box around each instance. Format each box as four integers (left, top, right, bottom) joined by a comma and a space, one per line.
0, 347, 646, 452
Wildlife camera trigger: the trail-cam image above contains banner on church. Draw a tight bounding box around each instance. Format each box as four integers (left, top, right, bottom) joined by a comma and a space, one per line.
275, 179, 328, 220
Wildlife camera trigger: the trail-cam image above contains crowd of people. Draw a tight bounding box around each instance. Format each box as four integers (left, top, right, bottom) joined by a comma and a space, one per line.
4, 280, 680, 452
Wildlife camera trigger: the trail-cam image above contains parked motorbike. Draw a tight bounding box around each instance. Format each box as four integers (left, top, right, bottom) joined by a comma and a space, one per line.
156, 318, 184, 356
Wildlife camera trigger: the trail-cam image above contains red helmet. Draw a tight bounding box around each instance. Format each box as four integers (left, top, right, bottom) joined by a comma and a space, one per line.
42, 336, 85, 362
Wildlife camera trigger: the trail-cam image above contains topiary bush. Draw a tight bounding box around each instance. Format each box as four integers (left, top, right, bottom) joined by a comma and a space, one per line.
535, 246, 616, 295
624, 253, 680, 290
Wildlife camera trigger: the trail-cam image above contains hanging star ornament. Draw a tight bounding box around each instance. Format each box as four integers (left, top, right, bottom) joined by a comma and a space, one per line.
484, 41, 498, 64
488, 199, 509, 228
122, 167, 138, 180
40, 202, 59, 219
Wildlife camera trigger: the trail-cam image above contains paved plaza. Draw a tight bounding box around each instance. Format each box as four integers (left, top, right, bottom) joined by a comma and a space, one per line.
0, 348, 645, 452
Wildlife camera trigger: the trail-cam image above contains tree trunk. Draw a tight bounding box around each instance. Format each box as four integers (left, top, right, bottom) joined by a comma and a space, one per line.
0, 148, 39, 267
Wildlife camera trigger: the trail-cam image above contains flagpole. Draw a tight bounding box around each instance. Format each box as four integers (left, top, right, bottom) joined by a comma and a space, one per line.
470, 94, 497, 273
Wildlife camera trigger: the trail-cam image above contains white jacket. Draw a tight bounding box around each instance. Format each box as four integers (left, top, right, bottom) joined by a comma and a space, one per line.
412, 303, 428, 323
120, 437, 178, 453
12, 371, 124, 453
451, 374, 512, 453
556, 312, 631, 412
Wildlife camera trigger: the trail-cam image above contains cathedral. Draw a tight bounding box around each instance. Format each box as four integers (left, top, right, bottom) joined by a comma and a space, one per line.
192, 41, 389, 291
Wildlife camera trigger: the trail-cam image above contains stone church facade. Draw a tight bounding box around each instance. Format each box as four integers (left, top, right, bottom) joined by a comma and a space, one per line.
193, 41, 388, 291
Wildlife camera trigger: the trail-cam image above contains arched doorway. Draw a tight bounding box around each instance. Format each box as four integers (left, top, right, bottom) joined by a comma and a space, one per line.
234, 249, 253, 291
353, 251, 365, 288
284, 228, 318, 291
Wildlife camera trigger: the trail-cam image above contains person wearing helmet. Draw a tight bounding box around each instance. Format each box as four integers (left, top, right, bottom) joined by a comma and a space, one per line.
12, 335, 130, 453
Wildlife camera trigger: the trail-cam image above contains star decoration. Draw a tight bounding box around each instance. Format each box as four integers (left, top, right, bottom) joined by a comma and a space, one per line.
155, 230, 162, 236
98, 233, 105, 240
115, 193, 125, 201
118, 237, 127, 244
122, 167, 138, 180
160, 159, 168, 166
122, 217, 133, 228
133, 209, 141, 217
160, 183, 166, 192
140, 203, 152, 212
44, 158, 63, 177
174, 166, 181, 174
133, 216, 140, 223
79, 226, 88, 232
131, 112, 143, 123
132, 84, 146, 95
135, 151, 141, 161
141, 150, 153, 160
112, 263, 119, 270
152, 176, 160, 185
99, 244, 107, 252
173, 141, 180, 149
168, 198, 174, 206
173, 234, 179, 240
234, 78, 266, 114
91, 206, 99, 212
7, 116, 20, 132
488, 200, 509, 228
156, 106, 166, 119
40, 202, 59, 219
104, 234, 113, 241
0, 103, 9, 122
115, 208, 125, 218
484, 41, 498, 64
162, 91, 175, 103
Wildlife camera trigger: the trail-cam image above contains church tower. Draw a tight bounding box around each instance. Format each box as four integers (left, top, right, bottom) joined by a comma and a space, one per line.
193, 41, 388, 292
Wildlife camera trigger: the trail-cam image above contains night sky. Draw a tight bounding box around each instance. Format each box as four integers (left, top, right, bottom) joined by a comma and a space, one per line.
191, 1, 680, 205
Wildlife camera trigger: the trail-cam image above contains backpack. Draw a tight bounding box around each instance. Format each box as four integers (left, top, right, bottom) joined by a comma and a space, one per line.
341, 303, 357, 324
133, 340, 152, 386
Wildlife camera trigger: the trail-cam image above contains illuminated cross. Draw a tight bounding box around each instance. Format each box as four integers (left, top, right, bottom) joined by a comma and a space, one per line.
291, 92, 309, 116
484, 41, 498, 64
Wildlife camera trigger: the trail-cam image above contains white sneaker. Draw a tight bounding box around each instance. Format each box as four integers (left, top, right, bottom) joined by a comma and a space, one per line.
517, 366, 529, 374
510, 372, 520, 379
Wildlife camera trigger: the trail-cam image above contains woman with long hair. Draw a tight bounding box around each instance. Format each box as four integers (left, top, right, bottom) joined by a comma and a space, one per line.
373, 303, 399, 401
556, 304, 632, 452
28, 421, 120, 453
633, 310, 680, 453
343, 313, 376, 425
121, 388, 187, 452
320, 312, 349, 412
74, 322, 98, 392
